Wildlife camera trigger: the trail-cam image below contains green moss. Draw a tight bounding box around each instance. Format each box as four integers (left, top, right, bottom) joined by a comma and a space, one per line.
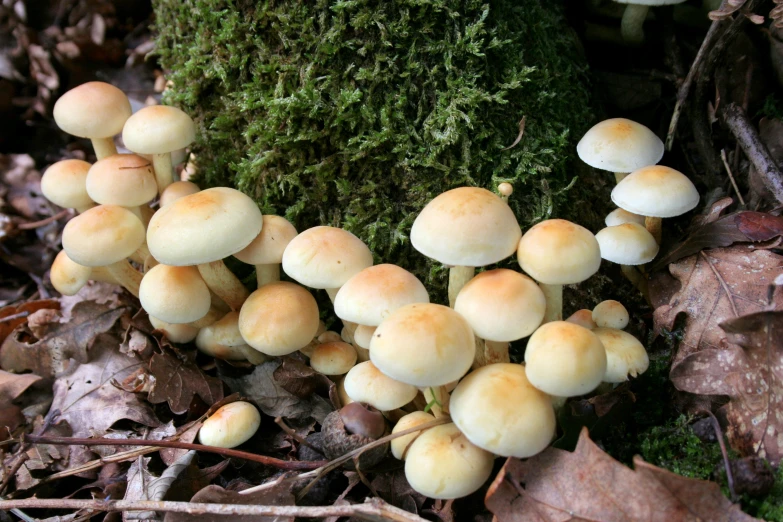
154, 0, 600, 297
745, 466, 783, 521
639, 415, 725, 480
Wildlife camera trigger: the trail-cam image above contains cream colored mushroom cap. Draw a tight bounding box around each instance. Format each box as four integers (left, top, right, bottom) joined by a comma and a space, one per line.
238, 282, 320, 356
454, 269, 545, 342
62, 205, 145, 266
53, 82, 131, 138
334, 264, 429, 326
593, 327, 649, 383
524, 321, 607, 397
566, 309, 597, 330
198, 402, 261, 448
343, 361, 418, 411
517, 219, 601, 285
234, 215, 298, 265
611, 165, 699, 218
404, 423, 494, 500
353, 324, 376, 349
310, 341, 357, 376
159, 181, 200, 208
592, 300, 629, 329
149, 315, 199, 344
122, 105, 196, 154
577, 118, 663, 173
196, 312, 246, 360
139, 264, 211, 324
410, 187, 521, 266
50, 250, 92, 296
282, 226, 373, 289
370, 303, 475, 387
86, 154, 157, 207
41, 159, 93, 210
147, 187, 263, 265
605, 208, 645, 227
450, 363, 555, 458
391, 411, 436, 460
596, 223, 659, 266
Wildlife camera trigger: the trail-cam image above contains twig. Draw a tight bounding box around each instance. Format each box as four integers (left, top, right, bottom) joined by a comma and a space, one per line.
720, 149, 746, 205
0, 453, 28, 496
501, 117, 526, 151
16, 209, 71, 230
274, 417, 320, 452
0, 497, 428, 522
24, 435, 325, 471
698, 410, 737, 501
0, 311, 29, 323
721, 103, 783, 204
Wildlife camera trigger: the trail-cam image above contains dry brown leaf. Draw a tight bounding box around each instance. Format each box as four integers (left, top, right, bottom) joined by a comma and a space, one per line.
123, 456, 158, 522
485, 428, 758, 522
0, 369, 40, 403
652, 246, 783, 365
147, 350, 223, 415
0, 298, 59, 344
0, 300, 127, 376
671, 311, 783, 465
163, 483, 295, 522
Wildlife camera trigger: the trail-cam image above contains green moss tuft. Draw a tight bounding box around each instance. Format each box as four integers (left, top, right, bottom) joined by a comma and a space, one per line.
154, 0, 599, 297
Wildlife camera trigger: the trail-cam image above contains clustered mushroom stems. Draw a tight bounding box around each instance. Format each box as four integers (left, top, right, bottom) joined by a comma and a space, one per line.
614, 172, 629, 183
197, 261, 251, 311
91, 138, 118, 161
448, 265, 475, 308
254, 263, 280, 288
105, 260, 143, 298
620, 5, 650, 44
539, 283, 563, 324
420, 386, 450, 419
645, 216, 663, 244
151, 152, 175, 193
621, 265, 650, 300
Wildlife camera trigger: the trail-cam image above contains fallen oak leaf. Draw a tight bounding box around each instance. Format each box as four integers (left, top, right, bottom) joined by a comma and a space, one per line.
147, 350, 223, 415
671, 311, 783, 465
485, 427, 757, 522
0, 298, 59, 344
0, 369, 41, 403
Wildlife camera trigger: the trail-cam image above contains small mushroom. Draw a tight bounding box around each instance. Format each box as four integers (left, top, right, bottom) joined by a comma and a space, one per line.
605, 208, 645, 227
390, 411, 436, 460
234, 215, 298, 288
198, 402, 261, 448
140, 264, 215, 326
595, 222, 659, 293
159, 180, 200, 207
592, 300, 630, 329
85, 154, 158, 222
309, 341, 357, 376
593, 327, 649, 383
577, 118, 663, 183
148, 315, 199, 344
342, 361, 418, 412
40, 159, 95, 213
50, 250, 115, 295
566, 309, 597, 329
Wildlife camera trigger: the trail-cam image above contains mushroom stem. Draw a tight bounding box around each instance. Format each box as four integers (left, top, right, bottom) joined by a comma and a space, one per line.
420, 386, 450, 418
326, 287, 340, 304
539, 283, 563, 323
151, 153, 175, 193
620, 265, 650, 301
91, 266, 119, 284
484, 340, 511, 365
75, 203, 96, 214
197, 261, 250, 311
620, 4, 649, 44
614, 172, 629, 183
448, 265, 475, 308
91, 137, 117, 160
645, 216, 662, 244
255, 264, 280, 288
105, 260, 143, 297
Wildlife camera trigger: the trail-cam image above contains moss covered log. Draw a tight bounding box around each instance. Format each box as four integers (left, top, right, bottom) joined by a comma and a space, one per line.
154, 0, 600, 294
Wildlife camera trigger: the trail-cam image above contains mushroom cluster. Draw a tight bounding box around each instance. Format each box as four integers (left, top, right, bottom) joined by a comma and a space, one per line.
44, 83, 690, 500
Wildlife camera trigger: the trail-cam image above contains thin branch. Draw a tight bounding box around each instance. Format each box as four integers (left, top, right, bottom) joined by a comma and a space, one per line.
698, 410, 737, 501
16, 209, 71, 230
0, 497, 428, 522
720, 149, 746, 206
0, 311, 29, 324
24, 435, 325, 471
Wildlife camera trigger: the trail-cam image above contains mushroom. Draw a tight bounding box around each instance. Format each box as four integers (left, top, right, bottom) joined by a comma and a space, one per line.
318, 331, 343, 344
592, 300, 630, 329
517, 219, 601, 323
524, 321, 607, 397
611, 165, 699, 244
390, 411, 436, 460
565, 309, 597, 329
148, 315, 200, 344
605, 208, 646, 227
595, 222, 659, 293
40, 159, 95, 213
498, 182, 513, 203
159, 180, 200, 208
410, 187, 521, 307
450, 363, 555, 458
234, 215, 298, 288
352, 324, 375, 362
238, 281, 320, 357
404, 423, 494, 500
593, 327, 649, 383
50, 250, 115, 295
454, 269, 546, 366
146, 187, 263, 310
85, 154, 158, 222
61, 205, 145, 297
198, 402, 261, 448
122, 105, 196, 192
577, 118, 663, 183
196, 312, 256, 361
309, 341, 358, 376
53, 82, 131, 160
613, 0, 688, 44
342, 361, 418, 412
139, 264, 219, 327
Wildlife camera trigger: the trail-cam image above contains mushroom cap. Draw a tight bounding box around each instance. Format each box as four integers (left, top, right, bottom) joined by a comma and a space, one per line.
198, 402, 261, 448
592, 300, 629, 329
149, 315, 199, 344
410, 187, 521, 266
524, 321, 607, 397
317, 331, 343, 344
139, 264, 211, 324
577, 118, 663, 173
343, 361, 418, 411
238, 282, 320, 356
234, 215, 298, 266
147, 187, 264, 266
517, 219, 602, 285
370, 303, 475, 387
611, 165, 699, 218
40, 159, 93, 210
196, 312, 247, 360
159, 181, 200, 208
282, 226, 373, 289
353, 324, 376, 349
566, 309, 597, 330
122, 105, 196, 154
454, 269, 546, 342
404, 423, 495, 500
310, 341, 358, 376
86, 154, 158, 207
595, 223, 659, 265
605, 208, 645, 227
62, 205, 145, 266
334, 264, 429, 326
593, 327, 649, 383
450, 363, 555, 458
53, 82, 131, 138
50, 250, 92, 296
391, 411, 436, 460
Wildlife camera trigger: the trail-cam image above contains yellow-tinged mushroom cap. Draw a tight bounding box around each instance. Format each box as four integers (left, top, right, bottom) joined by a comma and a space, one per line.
611, 165, 699, 218
53, 82, 131, 138
577, 118, 663, 173
122, 105, 196, 154
593, 327, 649, 383
517, 219, 601, 285
40, 159, 93, 211
62, 205, 145, 267
234, 215, 298, 266
198, 402, 261, 448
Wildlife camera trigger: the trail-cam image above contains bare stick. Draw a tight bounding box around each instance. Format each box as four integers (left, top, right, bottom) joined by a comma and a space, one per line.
0, 311, 29, 324
698, 410, 737, 501
720, 149, 746, 206
24, 435, 325, 471
0, 497, 428, 522
721, 103, 783, 204
17, 209, 71, 230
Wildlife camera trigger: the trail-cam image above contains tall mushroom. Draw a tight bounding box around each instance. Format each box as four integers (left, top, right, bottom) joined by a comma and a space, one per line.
234, 215, 298, 288
613, 0, 688, 44
577, 118, 663, 183
40, 159, 95, 213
